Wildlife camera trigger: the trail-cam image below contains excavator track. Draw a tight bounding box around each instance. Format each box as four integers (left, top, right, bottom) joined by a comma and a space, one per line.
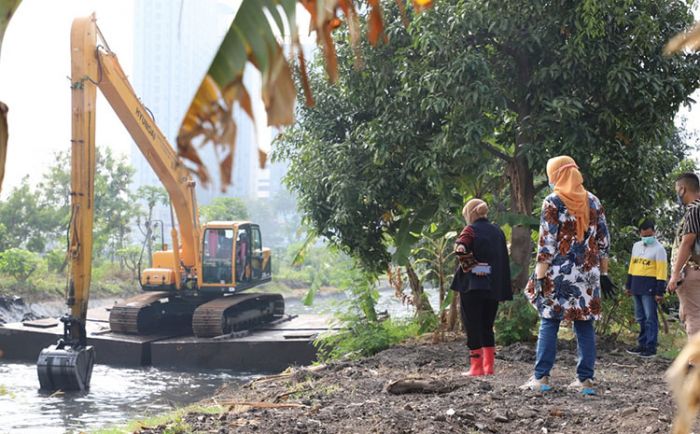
192, 293, 285, 338
109, 291, 193, 334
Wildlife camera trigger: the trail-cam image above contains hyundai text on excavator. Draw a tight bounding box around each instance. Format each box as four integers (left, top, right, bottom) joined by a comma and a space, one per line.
36, 14, 283, 392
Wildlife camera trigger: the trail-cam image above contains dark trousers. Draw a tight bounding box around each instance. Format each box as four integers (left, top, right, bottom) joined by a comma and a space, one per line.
459, 290, 499, 350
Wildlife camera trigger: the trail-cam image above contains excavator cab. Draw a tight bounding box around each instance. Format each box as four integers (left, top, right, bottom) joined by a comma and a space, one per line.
202, 226, 235, 286
200, 223, 271, 293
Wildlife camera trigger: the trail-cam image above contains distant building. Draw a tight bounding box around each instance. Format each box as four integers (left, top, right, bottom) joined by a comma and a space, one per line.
131, 0, 256, 206
129, 1, 305, 248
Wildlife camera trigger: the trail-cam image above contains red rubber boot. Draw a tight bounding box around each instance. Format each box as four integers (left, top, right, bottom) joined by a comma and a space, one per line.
466, 348, 484, 376
482, 346, 495, 375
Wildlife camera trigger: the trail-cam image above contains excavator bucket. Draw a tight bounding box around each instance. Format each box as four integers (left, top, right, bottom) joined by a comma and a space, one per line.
37, 344, 95, 392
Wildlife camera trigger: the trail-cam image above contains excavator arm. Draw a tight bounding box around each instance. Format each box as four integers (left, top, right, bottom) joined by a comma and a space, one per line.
38, 14, 202, 392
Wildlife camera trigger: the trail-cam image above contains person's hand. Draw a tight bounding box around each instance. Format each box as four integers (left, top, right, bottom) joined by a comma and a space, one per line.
668, 273, 681, 293
534, 278, 545, 297
655, 295, 664, 304
625, 288, 632, 297
600, 275, 617, 299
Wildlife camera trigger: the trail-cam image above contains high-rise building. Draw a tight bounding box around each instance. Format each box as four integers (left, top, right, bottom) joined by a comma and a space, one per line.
130, 1, 302, 251
131, 0, 259, 209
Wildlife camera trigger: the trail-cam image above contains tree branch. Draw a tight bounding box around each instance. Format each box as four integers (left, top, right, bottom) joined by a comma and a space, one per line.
534, 179, 549, 195
479, 141, 513, 162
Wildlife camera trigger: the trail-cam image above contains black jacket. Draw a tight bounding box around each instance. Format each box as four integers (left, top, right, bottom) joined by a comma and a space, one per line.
450, 218, 513, 302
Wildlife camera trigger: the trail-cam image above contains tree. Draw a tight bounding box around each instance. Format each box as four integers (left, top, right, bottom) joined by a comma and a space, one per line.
277, 1, 700, 290
0, 247, 39, 282
31, 147, 136, 261
116, 245, 142, 281
93, 147, 138, 260
247, 189, 303, 248
134, 185, 168, 267
200, 197, 249, 222
0, 177, 60, 252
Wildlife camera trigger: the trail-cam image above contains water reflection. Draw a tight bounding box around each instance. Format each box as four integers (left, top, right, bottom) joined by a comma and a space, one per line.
0, 362, 251, 433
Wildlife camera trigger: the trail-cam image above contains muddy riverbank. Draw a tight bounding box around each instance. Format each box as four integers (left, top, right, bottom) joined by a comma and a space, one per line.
135, 334, 682, 434
0, 295, 120, 325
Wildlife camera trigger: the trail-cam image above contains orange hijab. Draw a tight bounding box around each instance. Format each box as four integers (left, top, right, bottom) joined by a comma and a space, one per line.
546, 156, 589, 241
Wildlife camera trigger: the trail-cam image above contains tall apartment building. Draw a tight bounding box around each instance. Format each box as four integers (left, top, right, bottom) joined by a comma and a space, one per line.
131, 0, 261, 208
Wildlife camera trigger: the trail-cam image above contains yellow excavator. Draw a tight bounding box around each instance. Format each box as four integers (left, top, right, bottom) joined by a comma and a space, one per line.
36, 14, 283, 391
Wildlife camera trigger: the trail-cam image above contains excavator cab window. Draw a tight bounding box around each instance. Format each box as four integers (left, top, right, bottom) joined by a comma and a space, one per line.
251, 226, 263, 280
236, 228, 250, 282
202, 228, 234, 285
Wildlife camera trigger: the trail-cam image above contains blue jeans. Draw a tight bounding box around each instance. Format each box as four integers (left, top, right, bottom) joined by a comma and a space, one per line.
534, 318, 596, 381
633, 294, 658, 352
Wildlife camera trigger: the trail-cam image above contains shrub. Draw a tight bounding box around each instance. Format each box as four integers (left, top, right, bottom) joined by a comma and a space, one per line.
0, 248, 40, 282
315, 317, 422, 361
495, 292, 538, 345
46, 248, 66, 273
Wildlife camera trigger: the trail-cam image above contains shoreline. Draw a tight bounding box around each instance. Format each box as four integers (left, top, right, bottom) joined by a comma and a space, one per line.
105, 335, 677, 434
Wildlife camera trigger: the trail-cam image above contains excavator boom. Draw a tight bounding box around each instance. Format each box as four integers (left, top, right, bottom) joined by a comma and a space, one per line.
37, 15, 99, 392
38, 14, 280, 391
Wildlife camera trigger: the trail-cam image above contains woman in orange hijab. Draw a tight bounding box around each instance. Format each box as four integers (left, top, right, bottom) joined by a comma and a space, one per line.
520, 156, 614, 395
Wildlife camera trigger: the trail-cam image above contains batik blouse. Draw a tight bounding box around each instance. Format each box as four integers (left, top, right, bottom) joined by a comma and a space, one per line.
525, 192, 610, 321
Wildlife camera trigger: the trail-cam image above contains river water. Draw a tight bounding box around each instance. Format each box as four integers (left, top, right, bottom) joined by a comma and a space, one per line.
0, 286, 439, 433
0, 362, 251, 434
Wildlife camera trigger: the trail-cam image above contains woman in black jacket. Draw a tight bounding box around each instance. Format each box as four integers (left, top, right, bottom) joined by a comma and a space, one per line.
450, 198, 512, 376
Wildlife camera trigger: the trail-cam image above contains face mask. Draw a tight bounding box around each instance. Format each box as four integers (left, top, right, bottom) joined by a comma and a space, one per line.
677, 189, 685, 207
641, 236, 655, 246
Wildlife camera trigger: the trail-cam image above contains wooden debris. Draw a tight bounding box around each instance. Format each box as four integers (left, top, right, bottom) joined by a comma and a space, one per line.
384, 377, 457, 395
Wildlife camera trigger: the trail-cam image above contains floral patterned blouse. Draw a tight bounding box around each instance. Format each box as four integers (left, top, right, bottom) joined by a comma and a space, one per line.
525, 192, 610, 321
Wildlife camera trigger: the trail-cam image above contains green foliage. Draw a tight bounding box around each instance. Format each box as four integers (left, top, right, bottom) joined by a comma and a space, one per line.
0, 384, 15, 399
92, 405, 223, 434
276, 0, 700, 296
273, 240, 363, 296
316, 316, 422, 361
495, 293, 538, 345
0, 178, 59, 252
93, 148, 138, 257
90, 262, 137, 295
115, 246, 143, 281
4, 147, 137, 258
45, 248, 65, 273
200, 197, 249, 222
0, 248, 39, 282
135, 185, 168, 211
275, 0, 700, 348
313, 271, 433, 361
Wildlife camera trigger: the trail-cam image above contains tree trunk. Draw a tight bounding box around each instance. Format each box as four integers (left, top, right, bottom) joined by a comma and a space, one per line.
145, 221, 153, 268
405, 261, 434, 315
507, 153, 535, 290
447, 292, 462, 332
437, 254, 445, 315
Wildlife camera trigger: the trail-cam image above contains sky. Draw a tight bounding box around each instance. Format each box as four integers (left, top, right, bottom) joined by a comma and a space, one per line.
0, 0, 138, 195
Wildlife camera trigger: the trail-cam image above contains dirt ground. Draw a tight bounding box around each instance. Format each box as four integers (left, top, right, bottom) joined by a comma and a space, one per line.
138, 334, 683, 434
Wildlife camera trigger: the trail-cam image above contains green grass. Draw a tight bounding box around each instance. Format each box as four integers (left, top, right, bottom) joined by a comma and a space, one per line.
91, 404, 223, 434
0, 384, 16, 399
656, 321, 687, 359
